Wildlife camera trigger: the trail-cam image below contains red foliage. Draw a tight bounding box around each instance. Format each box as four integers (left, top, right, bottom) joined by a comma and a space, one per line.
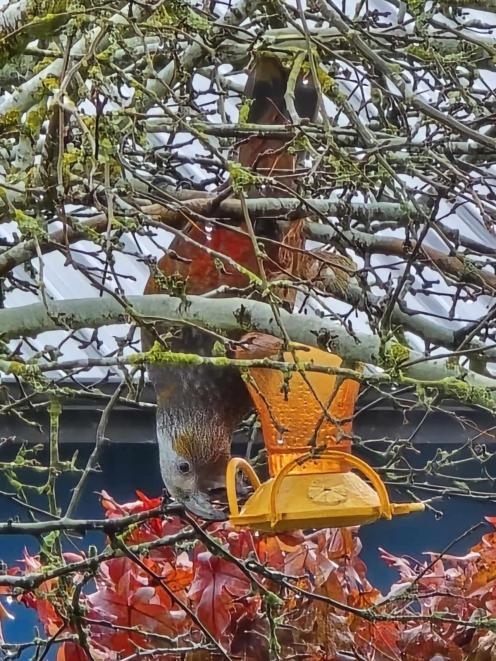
5, 492, 496, 660
87, 556, 189, 654
189, 552, 252, 640
57, 642, 94, 661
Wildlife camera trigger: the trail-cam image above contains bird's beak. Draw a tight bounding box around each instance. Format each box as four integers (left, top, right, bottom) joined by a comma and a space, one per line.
185, 490, 227, 521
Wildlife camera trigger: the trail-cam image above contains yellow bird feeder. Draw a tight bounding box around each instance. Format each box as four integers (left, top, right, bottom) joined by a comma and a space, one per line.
227, 341, 424, 533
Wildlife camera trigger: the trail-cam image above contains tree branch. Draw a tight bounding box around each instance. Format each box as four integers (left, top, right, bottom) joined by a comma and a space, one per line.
1, 294, 496, 399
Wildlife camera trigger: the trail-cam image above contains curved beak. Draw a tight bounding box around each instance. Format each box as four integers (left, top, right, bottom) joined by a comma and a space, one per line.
185, 490, 227, 521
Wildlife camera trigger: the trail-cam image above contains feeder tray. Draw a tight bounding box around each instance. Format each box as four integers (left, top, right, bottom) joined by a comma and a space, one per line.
227, 451, 424, 533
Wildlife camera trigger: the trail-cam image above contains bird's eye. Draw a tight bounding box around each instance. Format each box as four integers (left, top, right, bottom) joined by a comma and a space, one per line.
178, 460, 191, 475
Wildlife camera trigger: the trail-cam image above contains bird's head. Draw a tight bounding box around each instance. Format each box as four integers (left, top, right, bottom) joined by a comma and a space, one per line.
156, 406, 231, 520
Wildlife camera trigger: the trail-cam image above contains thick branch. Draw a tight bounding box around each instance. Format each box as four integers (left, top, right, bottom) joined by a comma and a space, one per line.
143, 196, 418, 224
1, 295, 496, 398
0, 198, 418, 277
0, 503, 183, 536
305, 223, 496, 292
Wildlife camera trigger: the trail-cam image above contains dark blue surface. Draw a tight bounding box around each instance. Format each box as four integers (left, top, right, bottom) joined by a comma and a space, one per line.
0, 442, 493, 656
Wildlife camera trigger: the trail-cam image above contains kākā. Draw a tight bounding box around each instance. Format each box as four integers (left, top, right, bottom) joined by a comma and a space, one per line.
143, 55, 318, 519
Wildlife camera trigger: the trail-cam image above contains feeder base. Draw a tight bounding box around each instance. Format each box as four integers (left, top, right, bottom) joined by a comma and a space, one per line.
226, 454, 425, 533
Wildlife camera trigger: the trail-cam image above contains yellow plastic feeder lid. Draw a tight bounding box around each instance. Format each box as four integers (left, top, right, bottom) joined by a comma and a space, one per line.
227, 451, 425, 533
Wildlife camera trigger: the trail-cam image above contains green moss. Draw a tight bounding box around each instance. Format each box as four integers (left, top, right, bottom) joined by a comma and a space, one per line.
388, 63, 402, 75
98, 137, 115, 159
1, 359, 41, 379
63, 150, 79, 166
380, 341, 411, 376
81, 115, 96, 130
323, 141, 364, 184
149, 269, 187, 297
41, 75, 59, 92
459, 257, 482, 280
0, 109, 21, 129
263, 590, 284, 608
387, 342, 410, 364
287, 133, 312, 156
14, 209, 48, 240
25, 108, 45, 136
136, 343, 232, 367
404, 0, 424, 16
414, 377, 495, 410
0, 2, 67, 67
143, 5, 175, 27
49, 397, 62, 418
32, 56, 56, 75
227, 162, 262, 193
142, 1, 209, 32
405, 43, 475, 65
405, 45, 435, 61
314, 66, 335, 95
81, 226, 103, 243
186, 8, 211, 33
88, 63, 103, 81
438, 377, 495, 409
238, 100, 252, 125
111, 216, 140, 233
211, 341, 227, 357
445, 355, 459, 372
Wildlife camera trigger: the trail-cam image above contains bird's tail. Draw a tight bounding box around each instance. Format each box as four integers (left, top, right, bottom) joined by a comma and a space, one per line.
237, 54, 317, 189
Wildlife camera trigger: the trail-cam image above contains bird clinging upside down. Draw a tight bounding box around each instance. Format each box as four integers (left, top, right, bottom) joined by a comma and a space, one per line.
143, 55, 318, 519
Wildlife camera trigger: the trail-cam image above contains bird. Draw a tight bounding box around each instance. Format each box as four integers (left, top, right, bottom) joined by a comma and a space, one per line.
143, 54, 318, 519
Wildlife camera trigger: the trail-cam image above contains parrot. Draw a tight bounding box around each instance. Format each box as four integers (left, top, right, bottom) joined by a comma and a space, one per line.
143, 55, 318, 519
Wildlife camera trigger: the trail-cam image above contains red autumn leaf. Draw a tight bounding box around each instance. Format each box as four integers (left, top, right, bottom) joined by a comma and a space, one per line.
400, 622, 465, 661
11, 488, 496, 661
348, 585, 381, 610
87, 554, 189, 654
88, 581, 188, 653
15, 549, 70, 636
33, 598, 65, 636
256, 531, 304, 571
99, 489, 162, 518
135, 489, 162, 509
214, 526, 258, 561
468, 630, 496, 661
100, 489, 184, 550
353, 620, 402, 660
284, 538, 337, 586
323, 527, 360, 561
188, 551, 251, 639
56, 642, 89, 661
146, 550, 194, 592
228, 595, 267, 659
379, 547, 418, 583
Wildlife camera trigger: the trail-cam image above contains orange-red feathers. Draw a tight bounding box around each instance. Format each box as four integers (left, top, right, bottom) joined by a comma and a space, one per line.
145, 54, 317, 299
